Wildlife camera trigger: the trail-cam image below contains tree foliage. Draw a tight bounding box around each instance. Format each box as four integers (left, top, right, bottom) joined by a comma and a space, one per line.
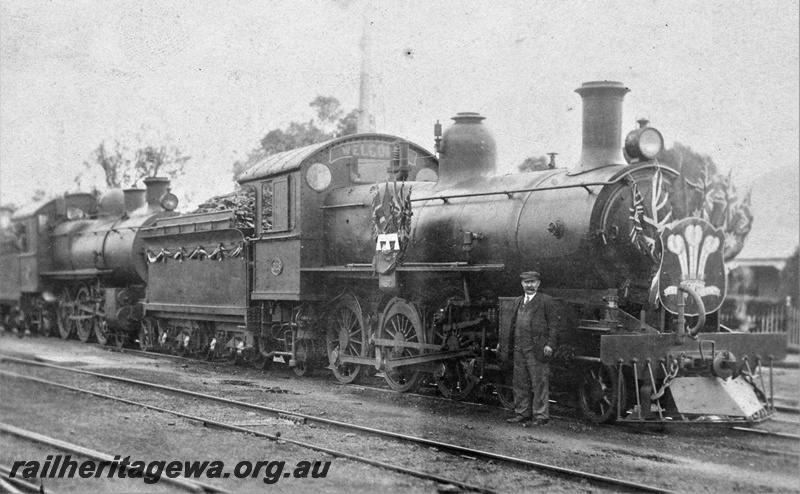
656, 142, 718, 186
77, 127, 190, 191
655, 142, 752, 260
233, 96, 357, 181
517, 155, 549, 173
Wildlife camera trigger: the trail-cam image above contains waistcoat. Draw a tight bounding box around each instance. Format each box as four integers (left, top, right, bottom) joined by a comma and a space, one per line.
514, 300, 536, 349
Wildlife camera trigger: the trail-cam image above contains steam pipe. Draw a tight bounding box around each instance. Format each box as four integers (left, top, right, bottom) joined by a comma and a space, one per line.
676, 283, 706, 343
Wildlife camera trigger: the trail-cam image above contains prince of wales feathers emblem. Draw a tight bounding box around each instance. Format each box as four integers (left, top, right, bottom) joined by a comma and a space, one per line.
657, 218, 726, 315
626, 162, 749, 311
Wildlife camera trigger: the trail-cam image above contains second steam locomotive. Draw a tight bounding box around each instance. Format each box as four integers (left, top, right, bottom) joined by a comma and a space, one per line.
1, 81, 786, 424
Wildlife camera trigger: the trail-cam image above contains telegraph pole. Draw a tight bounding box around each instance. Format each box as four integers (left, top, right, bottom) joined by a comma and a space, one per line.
357, 0, 377, 133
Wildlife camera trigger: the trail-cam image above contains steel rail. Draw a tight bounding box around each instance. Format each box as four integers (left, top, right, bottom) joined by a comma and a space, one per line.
108, 343, 800, 418
774, 404, 800, 415
769, 417, 800, 425
0, 370, 493, 494
100, 345, 197, 362
0, 423, 225, 493
1, 356, 674, 493
730, 427, 800, 440
0, 465, 56, 494
0, 476, 24, 494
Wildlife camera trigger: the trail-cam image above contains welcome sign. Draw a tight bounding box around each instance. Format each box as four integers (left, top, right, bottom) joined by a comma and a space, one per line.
329, 140, 393, 163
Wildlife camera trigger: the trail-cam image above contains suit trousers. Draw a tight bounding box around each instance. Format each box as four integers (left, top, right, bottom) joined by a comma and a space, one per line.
512, 348, 550, 420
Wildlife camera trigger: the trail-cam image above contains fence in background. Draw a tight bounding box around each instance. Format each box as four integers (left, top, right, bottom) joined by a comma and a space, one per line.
720, 303, 800, 351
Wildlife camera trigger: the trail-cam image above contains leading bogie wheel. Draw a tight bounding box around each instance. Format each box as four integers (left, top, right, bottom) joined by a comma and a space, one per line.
434, 360, 477, 401
325, 294, 365, 384
496, 384, 515, 410
380, 299, 424, 393
579, 364, 626, 424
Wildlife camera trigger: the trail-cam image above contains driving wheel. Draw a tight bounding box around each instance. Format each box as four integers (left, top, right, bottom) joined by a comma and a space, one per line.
57, 289, 73, 340
75, 287, 94, 343
325, 293, 365, 384
380, 298, 424, 393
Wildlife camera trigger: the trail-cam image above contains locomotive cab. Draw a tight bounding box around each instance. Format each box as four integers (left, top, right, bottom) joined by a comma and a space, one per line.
237, 134, 439, 303
1, 193, 96, 335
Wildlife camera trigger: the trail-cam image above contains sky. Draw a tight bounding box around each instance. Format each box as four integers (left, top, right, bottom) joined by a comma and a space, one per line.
1, 0, 798, 211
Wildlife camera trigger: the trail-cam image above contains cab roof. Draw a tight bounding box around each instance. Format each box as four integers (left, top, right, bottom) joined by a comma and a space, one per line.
11, 193, 96, 220
237, 133, 435, 184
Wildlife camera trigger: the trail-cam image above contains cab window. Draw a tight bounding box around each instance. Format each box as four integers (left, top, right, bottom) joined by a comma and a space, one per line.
15, 221, 30, 252
260, 176, 291, 233
349, 158, 392, 183
348, 144, 438, 183
261, 181, 273, 232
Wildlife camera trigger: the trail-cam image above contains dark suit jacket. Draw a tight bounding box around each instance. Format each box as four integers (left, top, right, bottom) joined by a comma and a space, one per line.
508, 292, 558, 363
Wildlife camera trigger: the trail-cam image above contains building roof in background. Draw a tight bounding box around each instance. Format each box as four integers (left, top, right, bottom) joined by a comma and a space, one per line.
728, 165, 799, 270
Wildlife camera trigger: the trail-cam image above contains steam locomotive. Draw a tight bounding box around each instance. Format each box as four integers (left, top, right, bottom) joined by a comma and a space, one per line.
0, 81, 787, 424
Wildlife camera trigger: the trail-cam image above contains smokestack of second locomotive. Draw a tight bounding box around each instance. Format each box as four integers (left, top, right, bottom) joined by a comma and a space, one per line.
575, 81, 630, 171
123, 188, 146, 212
144, 176, 170, 210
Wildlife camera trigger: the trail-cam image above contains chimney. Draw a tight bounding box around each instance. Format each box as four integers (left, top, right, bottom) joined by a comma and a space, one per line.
123, 188, 146, 212
575, 81, 630, 171
143, 177, 170, 209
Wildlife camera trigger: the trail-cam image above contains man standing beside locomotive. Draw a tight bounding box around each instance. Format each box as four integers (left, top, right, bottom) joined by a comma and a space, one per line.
506, 271, 557, 426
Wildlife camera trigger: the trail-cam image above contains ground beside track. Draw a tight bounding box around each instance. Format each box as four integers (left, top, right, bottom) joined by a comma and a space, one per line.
1, 336, 798, 493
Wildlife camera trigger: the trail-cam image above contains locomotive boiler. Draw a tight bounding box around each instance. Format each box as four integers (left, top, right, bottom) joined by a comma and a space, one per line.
325, 83, 657, 298
1, 177, 178, 344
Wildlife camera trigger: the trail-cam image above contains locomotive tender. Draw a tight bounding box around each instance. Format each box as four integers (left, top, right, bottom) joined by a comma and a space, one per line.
1, 81, 787, 424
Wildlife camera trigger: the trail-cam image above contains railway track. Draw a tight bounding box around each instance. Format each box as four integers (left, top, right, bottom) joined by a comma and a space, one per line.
731, 426, 800, 440
100, 342, 800, 417
0, 464, 53, 494
0, 356, 675, 493
0, 368, 491, 493
23, 344, 800, 448
0, 424, 230, 493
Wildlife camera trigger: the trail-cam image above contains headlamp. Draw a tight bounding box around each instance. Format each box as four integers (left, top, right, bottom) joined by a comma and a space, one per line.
625, 126, 664, 161
160, 192, 179, 211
